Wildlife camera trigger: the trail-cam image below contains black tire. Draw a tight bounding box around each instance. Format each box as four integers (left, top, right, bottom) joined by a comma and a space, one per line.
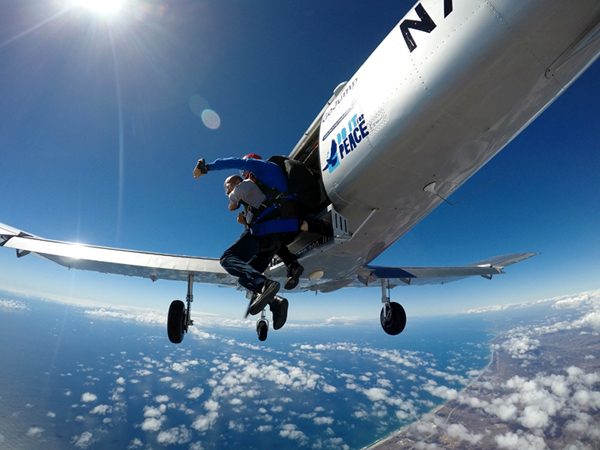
168, 300, 186, 344
257, 320, 268, 341
380, 302, 407, 336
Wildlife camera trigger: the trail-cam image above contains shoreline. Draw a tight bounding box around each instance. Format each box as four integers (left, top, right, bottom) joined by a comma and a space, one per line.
361, 340, 498, 450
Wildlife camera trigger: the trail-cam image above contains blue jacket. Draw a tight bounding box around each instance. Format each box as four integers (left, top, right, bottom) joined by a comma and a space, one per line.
207, 158, 288, 193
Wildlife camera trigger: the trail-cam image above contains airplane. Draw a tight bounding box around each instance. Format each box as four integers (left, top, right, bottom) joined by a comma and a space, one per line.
2, 0, 600, 343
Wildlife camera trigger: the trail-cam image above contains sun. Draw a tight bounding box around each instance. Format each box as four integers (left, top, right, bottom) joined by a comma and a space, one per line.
78, 0, 124, 14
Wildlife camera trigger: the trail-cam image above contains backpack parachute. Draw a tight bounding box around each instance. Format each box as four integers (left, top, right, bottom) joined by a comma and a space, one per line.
248, 156, 322, 236
267, 155, 322, 215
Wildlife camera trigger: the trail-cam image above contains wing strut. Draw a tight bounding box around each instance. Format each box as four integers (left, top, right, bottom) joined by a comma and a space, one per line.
381, 279, 391, 318
186, 273, 194, 329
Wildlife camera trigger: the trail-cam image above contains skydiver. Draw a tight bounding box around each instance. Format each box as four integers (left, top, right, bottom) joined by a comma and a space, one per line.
193, 156, 308, 289
222, 174, 289, 329
193, 157, 303, 322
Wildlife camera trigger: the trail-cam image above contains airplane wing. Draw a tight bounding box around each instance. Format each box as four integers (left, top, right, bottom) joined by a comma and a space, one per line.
0, 222, 238, 287
1, 222, 536, 293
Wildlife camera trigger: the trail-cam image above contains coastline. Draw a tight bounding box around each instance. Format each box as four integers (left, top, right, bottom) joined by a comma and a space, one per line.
361, 339, 498, 450
360, 314, 600, 449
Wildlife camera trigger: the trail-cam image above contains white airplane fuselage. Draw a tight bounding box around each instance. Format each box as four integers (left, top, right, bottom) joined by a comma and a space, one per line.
285, 0, 600, 288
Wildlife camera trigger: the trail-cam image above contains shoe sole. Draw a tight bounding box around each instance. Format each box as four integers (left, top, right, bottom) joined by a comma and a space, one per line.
273, 298, 289, 330
247, 281, 280, 316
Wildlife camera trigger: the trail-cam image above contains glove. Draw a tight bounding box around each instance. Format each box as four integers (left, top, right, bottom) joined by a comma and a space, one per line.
193, 158, 209, 178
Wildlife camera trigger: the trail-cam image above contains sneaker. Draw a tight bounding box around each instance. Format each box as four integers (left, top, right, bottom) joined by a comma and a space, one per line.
247, 279, 280, 316
284, 262, 304, 290
270, 296, 289, 330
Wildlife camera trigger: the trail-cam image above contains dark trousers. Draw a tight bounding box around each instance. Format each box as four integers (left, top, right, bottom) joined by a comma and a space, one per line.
220, 230, 280, 292
276, 241, 298, 267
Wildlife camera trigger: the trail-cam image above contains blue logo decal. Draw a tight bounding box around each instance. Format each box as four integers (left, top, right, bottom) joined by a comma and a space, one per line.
323, 114, 369, 173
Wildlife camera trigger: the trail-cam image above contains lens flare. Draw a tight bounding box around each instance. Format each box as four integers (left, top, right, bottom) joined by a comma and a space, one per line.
201, 109, 221, 130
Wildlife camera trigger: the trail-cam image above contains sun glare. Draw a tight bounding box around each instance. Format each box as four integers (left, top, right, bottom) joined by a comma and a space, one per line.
79, 0, 124, 14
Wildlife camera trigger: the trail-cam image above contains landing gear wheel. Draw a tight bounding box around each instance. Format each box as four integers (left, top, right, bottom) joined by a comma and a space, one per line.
168, 300, 187, 344
256, 319, 269, 341
380, 302, 406, 335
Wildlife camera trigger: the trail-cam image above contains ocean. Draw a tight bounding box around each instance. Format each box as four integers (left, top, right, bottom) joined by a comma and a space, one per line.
0, 295, 493, 450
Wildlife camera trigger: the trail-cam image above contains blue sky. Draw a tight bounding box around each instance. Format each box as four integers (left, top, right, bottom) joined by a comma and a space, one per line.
1, 0, 599, 322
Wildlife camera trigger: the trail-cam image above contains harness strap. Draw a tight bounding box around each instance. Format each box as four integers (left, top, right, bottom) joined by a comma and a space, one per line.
253, 177, 280, 199
251, 219, 300, 236
247, 174, 301, 236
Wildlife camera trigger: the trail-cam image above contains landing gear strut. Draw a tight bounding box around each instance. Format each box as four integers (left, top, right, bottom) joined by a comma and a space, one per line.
167, 273, 195, 344
380, 279, 406, 335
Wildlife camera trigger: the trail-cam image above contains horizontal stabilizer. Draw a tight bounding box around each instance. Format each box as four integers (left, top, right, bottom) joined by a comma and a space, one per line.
360, 253, 538, 287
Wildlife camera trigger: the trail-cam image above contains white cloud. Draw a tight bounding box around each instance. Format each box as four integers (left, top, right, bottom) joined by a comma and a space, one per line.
127, 438, 143, 449
363, 387, 389, 402
423, 385, 458, 401
141, 417, 163, 432
257, 425, 272, 432
519, 405, 549, 429
191, 412, 218, 432
314, 416, 334, 425
228, 420, 245, 432
191, 400, 221, 433
446, 423, 483, 444
90, 405, 112, 415
81, 393, 97, 403
144, 405, 166, 418
157, 426, 192, 445
494, 432, 520, 448
321, 383, 337, 393
0, 299, 27, 310
377, 378, 392, 388
494, 432, 547, 450
502, 335, 541, 360
204, 399, 220, 412
279, 424, 307, 442
26, 427, 43, 437
487, 400, 518, 421
155, 395, 169, 403
172, 363, 187, 374
46, 411, 56, 418
72, 431, 94, 449
187, 387, 204, 399
84, 308, 165, 324
116, 377, 125, 385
